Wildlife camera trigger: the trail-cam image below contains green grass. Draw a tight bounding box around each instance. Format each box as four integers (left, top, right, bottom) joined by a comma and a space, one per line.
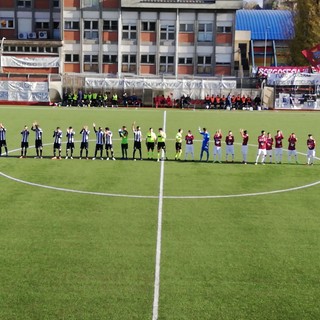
0, 106, 320, 320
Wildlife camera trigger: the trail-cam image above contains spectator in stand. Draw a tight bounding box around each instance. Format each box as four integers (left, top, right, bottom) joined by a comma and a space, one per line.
241, 95, 246, 109
215, 95, 221, 109
204, 94, 211, 109
246, 95, 252, 108
225, 130, 235, 162
231, 95, 236, 108
306, 134, 316, 165
220, 95, 226, 109
166, 95, 173, 107
235, 94, 241, 109
274, 130, 284, 164
266, 132, 274, 163
288, 133, 298, 164
210, 95, 215, 109
255, 130, 267, 165
240, 129, 249, 164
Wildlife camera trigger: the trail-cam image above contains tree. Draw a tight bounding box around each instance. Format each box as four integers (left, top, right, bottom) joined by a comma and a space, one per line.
289, 0, 320, 65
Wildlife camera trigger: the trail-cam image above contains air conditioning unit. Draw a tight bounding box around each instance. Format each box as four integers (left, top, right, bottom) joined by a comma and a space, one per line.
28, 32, 37, 39
38, 31, 47, 39
18, 32, 28, 40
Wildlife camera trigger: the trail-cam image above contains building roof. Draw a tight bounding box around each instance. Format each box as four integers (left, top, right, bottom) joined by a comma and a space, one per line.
236, 10, 294, 41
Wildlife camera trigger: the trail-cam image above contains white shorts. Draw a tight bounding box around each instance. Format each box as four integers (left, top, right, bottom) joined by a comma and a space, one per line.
288, 149, 297, 156
266, 149, 273, 157
257, 149, 267, 156
226, 145, 234, 155
307, 149, 315, 158
185, 144, 194, 154
241, 145, 248, 155
275, 148, 282, 156
214, 146, 221, 155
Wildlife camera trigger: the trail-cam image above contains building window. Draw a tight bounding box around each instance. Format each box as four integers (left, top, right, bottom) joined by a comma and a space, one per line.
179, 23, 193, 32
198, 23, 213, 42
103, 55, 117, 63
84, 20, 99, 40
197, 56, 211, 74
103, 20, 118, 31
84, 54, 99, 72
141, 54, 155, 64
160, 25, 175, 40
82, 0, 99, 7
141, 21, 156, 32
122, 25, 136, 40
35, 21, 50, 29
217, 26, 232, 33
122, 54, 136, 73
18, 0, 31, 8
65, 54, 80, 62
159, 56, 174, 73
65, 21, 79, 30
0, 18, 14, 29
178, 57, 193, 65
53, 0, 60, 7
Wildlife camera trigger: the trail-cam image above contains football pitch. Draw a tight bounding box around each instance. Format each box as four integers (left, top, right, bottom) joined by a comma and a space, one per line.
0, 106, 320, 320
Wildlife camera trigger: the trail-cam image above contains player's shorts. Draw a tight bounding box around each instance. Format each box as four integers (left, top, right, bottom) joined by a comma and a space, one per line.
21, 141, 29, 148
147, 142, 155, 150
226, 145, 234, 154
214, 146, 221, 155
134, 141, 141, 149
307, 149, 315, 158
257, 148, 267, 156
275, 147, 282, 156
175, 142, 182, 151
202, 143, 209, 151
0, 140, 7, 147
35, 139, 43, 148
80, 142, 88, 149
54, 143, 61, 150
66, 142, 75, 149
266, 149, 273, 157
288, 149, 297, 157
105, 144, 113, 150
241, 145, 248, 155
185, 144, 194, 154
96, 144, 103, 151
157, 142, 166, 150
121, 143, 128, 150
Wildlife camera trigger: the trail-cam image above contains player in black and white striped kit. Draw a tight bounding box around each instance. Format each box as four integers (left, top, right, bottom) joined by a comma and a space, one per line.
52, 127, 63, 159
132, 122, 143, 160
31, 122, 43, 158
92, 123, 104, 160
105, 127, 115, 160
20, 125, 30, 158
79, 126, 90, 159
0, 123, 8, 157
65, 126, 75, 159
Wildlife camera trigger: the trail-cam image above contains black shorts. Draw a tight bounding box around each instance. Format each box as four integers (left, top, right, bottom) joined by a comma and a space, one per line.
66, 142, 75, 149
121, 143, 128, 150
157, 142, 166, 150
54, 143, 61, 149
134, 141, 141, 149
80, 142, 88, 149
21, 141, 29, 148
0, 140, 7, 147
35, 139, 42, 148
96, 144, 103, 151
147, 142, 155, 151
105, 144, 113, 150
175, 142, 182, 150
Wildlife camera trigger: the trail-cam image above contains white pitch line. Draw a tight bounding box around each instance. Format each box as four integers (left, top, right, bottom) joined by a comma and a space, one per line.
152, 110, 166, 320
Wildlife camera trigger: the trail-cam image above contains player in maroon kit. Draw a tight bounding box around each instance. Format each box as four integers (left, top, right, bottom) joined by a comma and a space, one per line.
306, 134, 316, 165
213, 129, 222, 163
225, 130, 235, 162
240, 129, 249, 164
255, 130, 267, 165
274, 130, 284, 164
288, 133, 298, 164
266, 132, 274, 163
184, 130, 195, 161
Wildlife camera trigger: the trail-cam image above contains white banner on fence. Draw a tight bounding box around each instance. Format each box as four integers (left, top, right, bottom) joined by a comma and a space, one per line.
0, 81, 49, 102
1, 56, 60, 68
268, 72, 320, 86
85, 78, 237, 91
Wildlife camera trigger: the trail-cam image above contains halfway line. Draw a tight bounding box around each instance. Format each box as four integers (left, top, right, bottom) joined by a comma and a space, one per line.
152, 110, 166, 320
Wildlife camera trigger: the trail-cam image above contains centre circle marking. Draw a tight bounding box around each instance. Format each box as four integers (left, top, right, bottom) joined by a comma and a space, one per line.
2, 144, 319, 199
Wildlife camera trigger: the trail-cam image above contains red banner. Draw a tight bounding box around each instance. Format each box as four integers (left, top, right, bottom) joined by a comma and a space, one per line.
257, 66, 310, 77
302, 44, 320, 68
